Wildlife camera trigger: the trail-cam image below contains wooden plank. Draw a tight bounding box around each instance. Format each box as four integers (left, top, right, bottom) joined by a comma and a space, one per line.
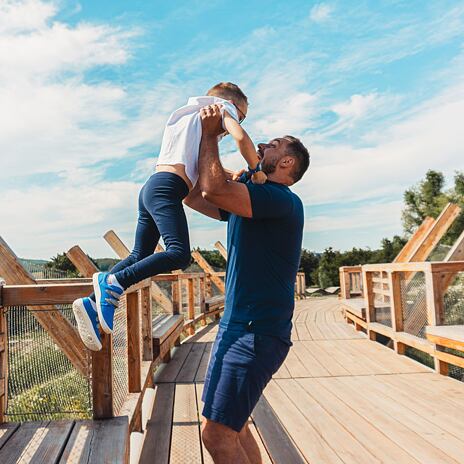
187, 278, 195, 336
264, 380, 343, 463
3, 283, 94, 306
153, 315, 184, 345
346, 375, 464, 462
194, 342, 213, 383
252, 394, 306, 464
194, 383, 214, 464
139, 384, 174, 464
154, 343, 194, 383
393, 216, 435, 263
0, 420, 74, 464
278, 378, 380, 464
426, 325, 464, 350
170, 384, 202, 464
0, 423, 19, 450
298, 378, 421, 464
176, 342, 206, 383
319, 376, 458, 463
127, 291, 142, 393
85, 417, 129, 464
103, 230, 131, 258
67, 245, 99, 279
214, 241, 228, 260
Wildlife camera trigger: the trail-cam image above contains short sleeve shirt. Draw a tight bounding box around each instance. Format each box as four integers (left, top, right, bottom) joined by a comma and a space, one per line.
220, 180, 304, 344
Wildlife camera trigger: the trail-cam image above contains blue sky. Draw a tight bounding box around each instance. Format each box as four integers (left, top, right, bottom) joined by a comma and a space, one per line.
1, 0, 464, 259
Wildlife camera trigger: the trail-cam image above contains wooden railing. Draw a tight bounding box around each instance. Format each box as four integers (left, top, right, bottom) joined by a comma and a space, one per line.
343, 261, 464, 377
339, 266, 363, 299
0, 271, 222, 426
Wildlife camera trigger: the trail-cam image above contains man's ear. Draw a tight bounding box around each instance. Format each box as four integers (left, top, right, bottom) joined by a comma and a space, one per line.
280, 156, 295, 170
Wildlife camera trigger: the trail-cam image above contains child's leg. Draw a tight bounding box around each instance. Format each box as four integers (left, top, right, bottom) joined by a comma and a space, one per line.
111, 172, 191, 289
88, 183, 160, 301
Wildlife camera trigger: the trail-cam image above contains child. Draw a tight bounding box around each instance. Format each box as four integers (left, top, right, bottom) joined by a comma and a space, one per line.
72, 82, 265, 351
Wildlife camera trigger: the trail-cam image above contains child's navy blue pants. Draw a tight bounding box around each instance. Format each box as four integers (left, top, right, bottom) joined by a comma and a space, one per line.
90, 171, 191, 297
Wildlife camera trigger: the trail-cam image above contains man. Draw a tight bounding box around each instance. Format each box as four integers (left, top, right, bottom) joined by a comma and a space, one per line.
183, 104, 310, 463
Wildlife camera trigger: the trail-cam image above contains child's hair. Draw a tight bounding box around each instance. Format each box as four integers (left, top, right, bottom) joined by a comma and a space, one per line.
206, 82, 248, 105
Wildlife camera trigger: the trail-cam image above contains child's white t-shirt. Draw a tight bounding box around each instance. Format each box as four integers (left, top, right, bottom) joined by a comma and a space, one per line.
156, 96, 239, 186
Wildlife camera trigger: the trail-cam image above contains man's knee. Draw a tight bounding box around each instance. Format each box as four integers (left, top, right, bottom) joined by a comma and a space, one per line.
201, 419, 238, 453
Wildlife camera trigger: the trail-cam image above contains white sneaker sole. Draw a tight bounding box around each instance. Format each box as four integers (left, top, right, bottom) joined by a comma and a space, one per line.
93, 273, 112, 334
72, 299, 102, 351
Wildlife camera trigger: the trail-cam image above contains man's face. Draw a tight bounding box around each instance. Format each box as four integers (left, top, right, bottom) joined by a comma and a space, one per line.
257, 138, 291, 174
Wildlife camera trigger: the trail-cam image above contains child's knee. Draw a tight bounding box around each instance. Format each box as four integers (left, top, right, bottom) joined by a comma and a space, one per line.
168, 248, 191, 270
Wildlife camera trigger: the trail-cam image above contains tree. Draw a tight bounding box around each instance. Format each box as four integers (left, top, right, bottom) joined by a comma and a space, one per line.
197, 248, 225, 270
299, 250, 320, 286
402, 170, 464, 244
45, 253, 79, 277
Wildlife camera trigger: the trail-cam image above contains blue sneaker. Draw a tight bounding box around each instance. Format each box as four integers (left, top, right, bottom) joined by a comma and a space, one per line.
93, 272, 124, 334
72, 297, 102, 351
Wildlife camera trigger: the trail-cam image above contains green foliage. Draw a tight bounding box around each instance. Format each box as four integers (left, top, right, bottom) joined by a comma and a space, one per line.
402, 170, 464, 245
299, 250, 320, 286
196, 248, 226, 270
45, 252, 80, 277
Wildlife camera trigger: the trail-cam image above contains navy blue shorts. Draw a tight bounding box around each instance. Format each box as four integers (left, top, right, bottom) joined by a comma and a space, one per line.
202, 325, 290, 432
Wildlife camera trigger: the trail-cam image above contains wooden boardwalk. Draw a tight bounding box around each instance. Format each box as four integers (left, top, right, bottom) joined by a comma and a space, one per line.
140, 296, 464, 463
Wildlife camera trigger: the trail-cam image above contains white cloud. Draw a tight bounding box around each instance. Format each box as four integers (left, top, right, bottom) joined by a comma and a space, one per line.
307, 201, 402, 233
309, 3, 334, 22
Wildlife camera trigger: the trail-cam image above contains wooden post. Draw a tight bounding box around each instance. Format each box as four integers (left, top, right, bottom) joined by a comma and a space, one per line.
388, 272, 405, 354
172, 277, 180, 315
199, 277, 206, 325
0, 279, 7, 423
67, 246, 115, 417
340, 268, 351, 299
92, 332, 114, 419
393, 217, 435, 262
140, 285, 153, 361
425, 270, 448, 375
362, 270, 376, 340
127, 291, 142, 393
0, 236, 87, 376
187, 279, 195, 336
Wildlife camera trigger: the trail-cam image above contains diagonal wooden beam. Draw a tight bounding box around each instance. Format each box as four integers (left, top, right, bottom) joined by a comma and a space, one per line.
406, 203, 461, 264
191, 250, 225, 294
214, 241, 228, 260
393, 217, 435, 263
103, 230, 172, 311
0, 236, 87, 376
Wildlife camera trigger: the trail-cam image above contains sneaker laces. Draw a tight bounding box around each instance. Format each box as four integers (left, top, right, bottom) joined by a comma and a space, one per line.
106, 289, 121, 307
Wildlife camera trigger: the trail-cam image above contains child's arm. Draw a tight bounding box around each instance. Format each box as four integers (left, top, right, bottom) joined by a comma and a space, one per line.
223, 112, 267, 184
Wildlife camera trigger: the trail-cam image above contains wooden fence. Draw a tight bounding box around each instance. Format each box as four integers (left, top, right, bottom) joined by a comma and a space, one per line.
342, 260, 464, 378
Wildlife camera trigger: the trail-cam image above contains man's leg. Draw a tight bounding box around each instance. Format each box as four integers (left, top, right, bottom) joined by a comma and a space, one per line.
202, 419, 251, 464
239, 423, 262, 464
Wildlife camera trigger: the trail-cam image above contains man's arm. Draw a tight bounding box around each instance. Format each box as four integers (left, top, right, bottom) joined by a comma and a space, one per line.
198, 106, 253, 218
183, 182, 221, 220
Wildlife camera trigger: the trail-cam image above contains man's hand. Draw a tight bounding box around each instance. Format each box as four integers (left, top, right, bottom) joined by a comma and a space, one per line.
200, 104, 223, 137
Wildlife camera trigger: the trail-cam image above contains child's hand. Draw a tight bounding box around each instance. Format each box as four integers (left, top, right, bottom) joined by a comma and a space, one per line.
232, 169, 246, 181
251, 171, 267, 184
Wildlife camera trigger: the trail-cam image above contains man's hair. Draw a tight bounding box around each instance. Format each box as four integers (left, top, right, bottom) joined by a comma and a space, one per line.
283, 135, 310, 182
207, 82, 248, 105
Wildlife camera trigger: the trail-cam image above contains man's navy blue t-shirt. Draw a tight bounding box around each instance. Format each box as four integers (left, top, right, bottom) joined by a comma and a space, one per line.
219, 180, 304, 345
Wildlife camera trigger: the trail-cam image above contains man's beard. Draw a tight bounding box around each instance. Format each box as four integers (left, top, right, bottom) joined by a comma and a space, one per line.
261, 156, 278, 175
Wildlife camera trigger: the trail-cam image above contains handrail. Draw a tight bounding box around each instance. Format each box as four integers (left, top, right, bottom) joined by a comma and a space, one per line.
342, 259, 464, 378
0, 270, 222, 426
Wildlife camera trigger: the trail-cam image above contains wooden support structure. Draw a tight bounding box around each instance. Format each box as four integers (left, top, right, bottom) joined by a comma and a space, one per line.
126, 291, 142, 393
103, 230, 172, 312
191, 250, 226, 294
0, 236, 87, 376
67, 245, 116, 418
214, 240, 228, 259
0, 279, 6, 423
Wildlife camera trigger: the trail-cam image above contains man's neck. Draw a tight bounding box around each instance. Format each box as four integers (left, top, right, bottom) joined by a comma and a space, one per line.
266, 172, 292, 186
